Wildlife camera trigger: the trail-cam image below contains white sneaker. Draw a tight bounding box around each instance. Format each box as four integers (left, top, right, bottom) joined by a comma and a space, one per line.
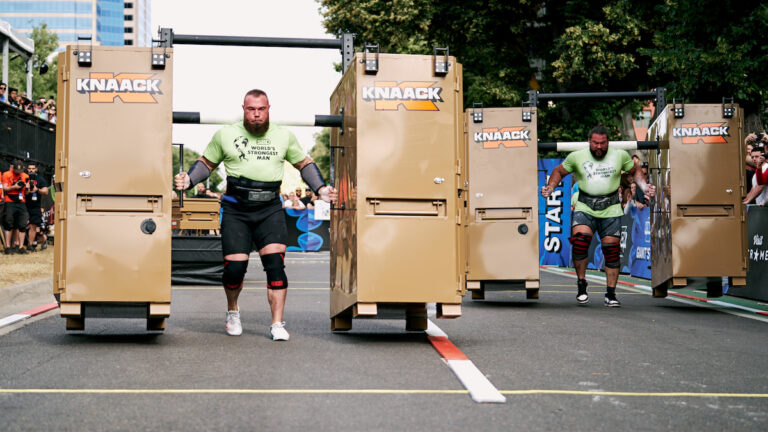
270, 321, 290, 341
226, 310, 242, 336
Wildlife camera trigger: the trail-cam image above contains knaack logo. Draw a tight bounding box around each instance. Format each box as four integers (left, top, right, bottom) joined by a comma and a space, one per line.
76, 72, 161, 103
474, 127, 530, 149
672, 122, 729, 144
362, 81, 442, 111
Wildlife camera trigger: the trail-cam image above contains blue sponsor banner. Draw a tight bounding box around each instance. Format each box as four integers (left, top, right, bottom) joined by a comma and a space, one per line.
629, 205, 651, 279
538, 159, 572, 266
284, 208, 331, 252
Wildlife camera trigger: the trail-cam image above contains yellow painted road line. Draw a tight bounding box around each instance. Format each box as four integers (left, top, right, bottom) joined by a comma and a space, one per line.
1, 388, 766, 398
0, 388, 466, 395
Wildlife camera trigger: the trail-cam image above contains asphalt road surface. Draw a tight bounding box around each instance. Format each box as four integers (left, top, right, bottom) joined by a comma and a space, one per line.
1, 251, 766, 431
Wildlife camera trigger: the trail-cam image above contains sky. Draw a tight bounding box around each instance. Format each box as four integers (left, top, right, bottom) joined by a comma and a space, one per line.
151, 0, 342, 156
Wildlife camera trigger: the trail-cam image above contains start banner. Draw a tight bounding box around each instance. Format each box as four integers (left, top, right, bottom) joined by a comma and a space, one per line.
538, 158, 572, 266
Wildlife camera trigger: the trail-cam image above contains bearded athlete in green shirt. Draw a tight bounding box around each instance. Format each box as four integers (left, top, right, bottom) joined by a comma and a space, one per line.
541, 126, 653, 307
175, 89, 337, 340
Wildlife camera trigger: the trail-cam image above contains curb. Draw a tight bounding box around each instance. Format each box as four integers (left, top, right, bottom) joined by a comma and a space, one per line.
541, 266, 768, 320
0, 302, 59, 328
0, 277, 58, 330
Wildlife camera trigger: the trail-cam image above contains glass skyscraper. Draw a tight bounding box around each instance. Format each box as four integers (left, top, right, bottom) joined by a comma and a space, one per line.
97, 0, 124, 46
0, 0, 152, 49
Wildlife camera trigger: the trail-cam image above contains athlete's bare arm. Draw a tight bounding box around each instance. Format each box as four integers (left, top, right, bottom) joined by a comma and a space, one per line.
625, 159, 655, 201
292, 156, 313, 171
292, 156, 338, 204
541, 165, 570, 198
174, 156, 220, 191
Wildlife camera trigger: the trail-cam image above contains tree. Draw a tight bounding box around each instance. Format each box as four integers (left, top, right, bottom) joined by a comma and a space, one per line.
172, 148, 224, 197
0, 23, 59, 100
639, 0, 768, 132
310, 127, 331, 181
320, 0, 767, 137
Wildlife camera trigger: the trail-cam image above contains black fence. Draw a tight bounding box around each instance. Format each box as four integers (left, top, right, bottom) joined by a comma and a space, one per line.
0, 105, 56, 180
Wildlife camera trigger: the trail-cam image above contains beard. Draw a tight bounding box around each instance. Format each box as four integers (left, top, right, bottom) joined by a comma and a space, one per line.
590, 147, 606, 160
243, 118, 269, 135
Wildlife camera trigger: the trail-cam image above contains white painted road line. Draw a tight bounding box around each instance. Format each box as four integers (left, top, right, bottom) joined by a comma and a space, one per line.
0, 302, 59, 329
426, 320, 506, 404
0, 314, 28, 327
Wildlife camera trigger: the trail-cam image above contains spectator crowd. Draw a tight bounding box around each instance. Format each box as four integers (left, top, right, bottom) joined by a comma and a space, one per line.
745, 133, 768, 206
1, 159, 50, 254
0, 82, 56, 123
282, 186, 319, 210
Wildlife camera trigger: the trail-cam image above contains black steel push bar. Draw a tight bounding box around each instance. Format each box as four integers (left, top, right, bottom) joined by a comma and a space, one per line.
526, 88, 666, 109
157, 28, 355, 72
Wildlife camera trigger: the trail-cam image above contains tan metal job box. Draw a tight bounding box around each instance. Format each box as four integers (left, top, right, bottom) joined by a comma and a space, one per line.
465, 108, 540, 300
53, 46, 173, 330
329, 53, 465, 331
647, 104, 747, 296
173, 197, 221, 230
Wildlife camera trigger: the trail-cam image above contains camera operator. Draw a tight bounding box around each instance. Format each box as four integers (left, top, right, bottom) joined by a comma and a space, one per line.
25, 162, 49, 251
1, 160, 31, 254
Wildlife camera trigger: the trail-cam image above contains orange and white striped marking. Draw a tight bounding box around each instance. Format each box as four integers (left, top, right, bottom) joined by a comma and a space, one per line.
0, 302, 58, 328
426, 319, 506, 404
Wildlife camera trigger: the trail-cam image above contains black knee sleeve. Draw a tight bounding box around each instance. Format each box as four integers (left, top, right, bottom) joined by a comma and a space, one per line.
570, 233, 593, 261
261, 253, 288, 290
223, 260, 248, 290
603, 242, 621, 269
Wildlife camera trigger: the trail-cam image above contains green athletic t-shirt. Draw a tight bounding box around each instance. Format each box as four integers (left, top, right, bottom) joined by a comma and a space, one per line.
202, 122, 306, 182
562, 147, 634, 218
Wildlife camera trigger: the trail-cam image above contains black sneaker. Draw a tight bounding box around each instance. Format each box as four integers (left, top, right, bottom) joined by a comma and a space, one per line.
576, 279, 589, 304
3, 247, 12, 255
604, 292, 621, 307
16, 247, 29, 255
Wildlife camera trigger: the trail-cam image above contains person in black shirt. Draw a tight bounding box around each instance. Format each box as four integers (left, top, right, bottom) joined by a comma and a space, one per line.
193, 183, 220, 199
25, 163, 49, 251
299, 187, 313, 207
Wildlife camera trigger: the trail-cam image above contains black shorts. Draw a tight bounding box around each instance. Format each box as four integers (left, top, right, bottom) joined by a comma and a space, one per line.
2, 202, 29, 230
572, 211, 621, 238
27, 207, 43, 226
221, 198, 287, 255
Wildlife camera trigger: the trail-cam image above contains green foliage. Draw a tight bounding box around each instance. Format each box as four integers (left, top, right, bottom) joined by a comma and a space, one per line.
640, 0, 768, 106
320, 0, 540, 107
319, 0, 768, 134
0, 23, 59, 99
310, 128, 331, 181
551, 3, 642, 87
172, 148, 224, 197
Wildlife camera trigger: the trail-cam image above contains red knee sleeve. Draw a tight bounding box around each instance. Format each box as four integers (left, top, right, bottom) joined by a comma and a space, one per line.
570, 233, 593, 260
603, 242, 621, 269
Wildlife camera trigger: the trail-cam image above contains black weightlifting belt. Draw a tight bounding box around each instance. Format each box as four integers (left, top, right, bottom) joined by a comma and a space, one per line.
225, 176, 281, 203
577, 190, 620, 211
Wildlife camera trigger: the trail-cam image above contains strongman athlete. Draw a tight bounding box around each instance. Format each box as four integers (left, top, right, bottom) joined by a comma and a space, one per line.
541, 126, 652, 307
175, 89, 337, 339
